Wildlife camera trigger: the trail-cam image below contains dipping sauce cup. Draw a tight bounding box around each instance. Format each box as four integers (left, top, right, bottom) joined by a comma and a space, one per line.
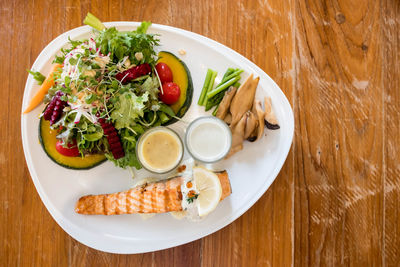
136, 126, 184, 174
185, 116, 232, 163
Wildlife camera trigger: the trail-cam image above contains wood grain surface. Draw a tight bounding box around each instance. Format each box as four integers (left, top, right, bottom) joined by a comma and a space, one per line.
1, 0, 399, 266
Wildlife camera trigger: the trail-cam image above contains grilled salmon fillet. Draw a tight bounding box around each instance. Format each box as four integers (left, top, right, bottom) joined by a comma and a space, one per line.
75, 171, 231, 215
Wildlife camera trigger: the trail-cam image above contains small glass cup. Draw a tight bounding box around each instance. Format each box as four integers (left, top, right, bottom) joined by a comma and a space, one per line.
136, 126, 184, 174
184, 116, 232, 163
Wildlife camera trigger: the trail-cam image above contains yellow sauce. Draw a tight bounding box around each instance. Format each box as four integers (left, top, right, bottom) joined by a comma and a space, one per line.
138, 128, 183, 173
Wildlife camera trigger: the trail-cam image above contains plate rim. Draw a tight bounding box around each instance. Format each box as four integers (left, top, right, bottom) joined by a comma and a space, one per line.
21, 21, 294, 254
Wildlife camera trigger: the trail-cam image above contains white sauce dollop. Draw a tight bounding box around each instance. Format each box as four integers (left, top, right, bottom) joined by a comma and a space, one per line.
132, 159, 202, 221
177, 159, 201, 221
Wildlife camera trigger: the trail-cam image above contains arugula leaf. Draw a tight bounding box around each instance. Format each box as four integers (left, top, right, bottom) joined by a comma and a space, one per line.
27, 70, 46, 85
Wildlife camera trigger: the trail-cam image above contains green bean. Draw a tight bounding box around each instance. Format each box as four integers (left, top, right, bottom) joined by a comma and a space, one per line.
221, 69, 243, 84
233, 82, 241, 88
220, 68, 235, 83
206, 76, 240, 99
202, 70, 218, 105
198, 69, 213, 106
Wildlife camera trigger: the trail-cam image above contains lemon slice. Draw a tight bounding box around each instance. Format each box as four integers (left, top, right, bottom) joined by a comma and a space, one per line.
193, 167, 222, 217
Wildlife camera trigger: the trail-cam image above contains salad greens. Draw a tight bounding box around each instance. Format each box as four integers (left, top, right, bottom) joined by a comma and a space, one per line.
39, 13, 176, 170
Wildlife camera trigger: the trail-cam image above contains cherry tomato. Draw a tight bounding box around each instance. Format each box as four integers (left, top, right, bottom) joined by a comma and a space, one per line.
155, 63, 173, 84
159, 82, 181, 105
55, 140, 80, 157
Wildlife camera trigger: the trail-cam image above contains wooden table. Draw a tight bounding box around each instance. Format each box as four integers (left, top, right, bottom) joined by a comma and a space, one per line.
1, 0, 399, 266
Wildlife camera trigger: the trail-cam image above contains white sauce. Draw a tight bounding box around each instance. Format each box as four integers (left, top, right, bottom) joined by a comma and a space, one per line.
178, 159, 201, 221
185, 117, 231, 162
130, 159, 203, 221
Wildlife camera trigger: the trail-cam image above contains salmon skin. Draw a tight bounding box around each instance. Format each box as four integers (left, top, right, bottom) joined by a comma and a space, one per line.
75, 171, 231, 215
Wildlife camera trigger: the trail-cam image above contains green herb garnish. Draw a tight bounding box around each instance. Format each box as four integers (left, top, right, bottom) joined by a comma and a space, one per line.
187, 193, 199, 203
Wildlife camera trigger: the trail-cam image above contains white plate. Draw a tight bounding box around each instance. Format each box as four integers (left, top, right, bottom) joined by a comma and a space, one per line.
21, 22, 294, 254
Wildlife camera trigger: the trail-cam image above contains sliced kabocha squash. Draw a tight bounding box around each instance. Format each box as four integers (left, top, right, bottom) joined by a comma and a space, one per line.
157, 51, 193, 121
39, 117, 106, 169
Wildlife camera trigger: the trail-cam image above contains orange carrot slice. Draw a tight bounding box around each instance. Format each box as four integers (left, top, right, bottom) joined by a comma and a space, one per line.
23, 64, 63, 114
